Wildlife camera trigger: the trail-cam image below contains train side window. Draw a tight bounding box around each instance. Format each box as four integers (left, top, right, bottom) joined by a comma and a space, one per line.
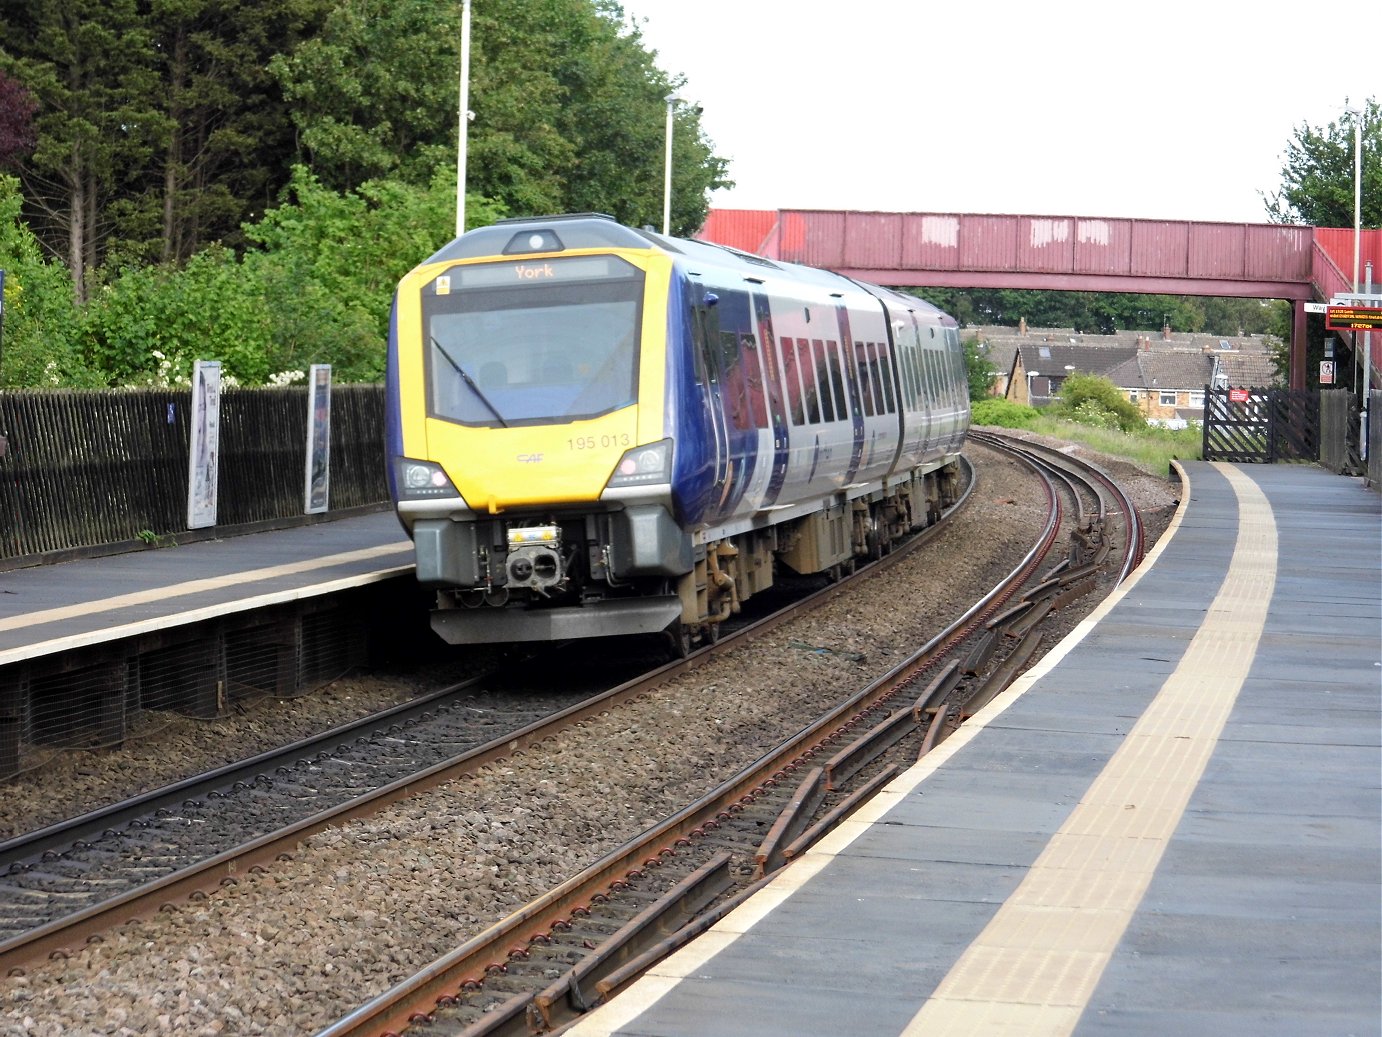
796, 338, 820, 424
716, 330, 752, 431
811, 339, 834, 422
740, 333, 770, 429
854, 342, 875, 417
782, 336, 806, 426
864, 342, 885, 414
903, 344, 921, 408
876, 343, 896, 414
827, 342, 848, 418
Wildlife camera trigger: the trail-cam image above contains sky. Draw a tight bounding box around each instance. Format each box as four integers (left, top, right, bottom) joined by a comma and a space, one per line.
617, 0, 1376, 225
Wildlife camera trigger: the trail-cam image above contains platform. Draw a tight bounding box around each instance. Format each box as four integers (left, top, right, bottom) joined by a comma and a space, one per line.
568, 461, 1382, 1037
0, 509, 413, 666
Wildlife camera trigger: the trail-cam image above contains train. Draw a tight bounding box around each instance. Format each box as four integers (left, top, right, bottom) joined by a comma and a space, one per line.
384, 213, 970, 652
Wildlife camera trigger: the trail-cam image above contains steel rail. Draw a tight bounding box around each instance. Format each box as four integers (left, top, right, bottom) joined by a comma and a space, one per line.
315, 450, 1065, 1037
0, 458, 981, 980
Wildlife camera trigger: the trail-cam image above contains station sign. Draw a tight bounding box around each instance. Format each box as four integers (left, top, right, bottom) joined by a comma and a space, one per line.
1228, 388, 1251, 403
1326, 305, 1382, 331
1303, 302, 1327, 313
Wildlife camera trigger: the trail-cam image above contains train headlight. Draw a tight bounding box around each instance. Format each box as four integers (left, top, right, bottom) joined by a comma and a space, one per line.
605, 439, 672, 488
395, 458, 460, 499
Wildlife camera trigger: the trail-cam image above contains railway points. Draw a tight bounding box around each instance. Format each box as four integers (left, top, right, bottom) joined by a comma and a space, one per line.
566, 460, 1381, 1037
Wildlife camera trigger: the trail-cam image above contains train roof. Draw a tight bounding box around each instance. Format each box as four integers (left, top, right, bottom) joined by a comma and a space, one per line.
418, 215, 953, 326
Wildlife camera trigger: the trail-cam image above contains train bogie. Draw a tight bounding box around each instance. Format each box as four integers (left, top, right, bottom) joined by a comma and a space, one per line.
385, 214, 969, 647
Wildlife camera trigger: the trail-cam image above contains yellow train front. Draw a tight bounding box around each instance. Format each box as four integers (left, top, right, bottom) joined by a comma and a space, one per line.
386, 213, 968, 649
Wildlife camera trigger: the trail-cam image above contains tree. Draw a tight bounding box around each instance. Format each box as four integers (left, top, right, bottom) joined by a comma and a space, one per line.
0, 69, 36, 169
269, 0, 457, 194
142, 0, 331, 264
0, 0, 164, 299
0, 174, 93, 386
1265, 98, 1381, 228
270, 0, 730, 232
963, 336, 996, 400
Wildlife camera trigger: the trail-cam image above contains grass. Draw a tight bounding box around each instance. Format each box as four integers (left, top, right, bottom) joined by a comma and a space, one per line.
1024, 416, 1201, 476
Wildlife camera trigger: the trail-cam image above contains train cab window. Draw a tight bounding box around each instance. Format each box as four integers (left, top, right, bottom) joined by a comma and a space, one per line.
811, 339, 834, 422
423, 255, 643, 426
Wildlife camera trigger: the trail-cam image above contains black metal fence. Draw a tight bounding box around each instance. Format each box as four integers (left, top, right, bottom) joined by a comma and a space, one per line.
1202, 386, 1321, 464
0, 384, 389, 562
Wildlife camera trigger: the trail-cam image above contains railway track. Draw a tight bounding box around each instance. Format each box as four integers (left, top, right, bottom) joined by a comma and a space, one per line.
313, 433, 1147, 1037
0, 436, 1157, 1036
0, 456, 982, 978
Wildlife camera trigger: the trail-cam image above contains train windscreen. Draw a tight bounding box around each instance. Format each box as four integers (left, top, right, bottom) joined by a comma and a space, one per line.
422, 255, 644, 426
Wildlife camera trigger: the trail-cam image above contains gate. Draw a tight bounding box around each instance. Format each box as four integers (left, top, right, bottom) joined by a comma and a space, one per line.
1202, 386, 1320, 463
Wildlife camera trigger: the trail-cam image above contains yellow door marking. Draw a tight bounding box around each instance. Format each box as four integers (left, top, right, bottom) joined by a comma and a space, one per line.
901, 462, 1276, 1036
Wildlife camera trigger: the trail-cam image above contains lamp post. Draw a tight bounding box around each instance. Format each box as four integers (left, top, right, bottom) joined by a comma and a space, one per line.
662, 95, 679, 236
455, 0, 472, 238
1351, 107, 1362, 293
1026, 370, 1039, 404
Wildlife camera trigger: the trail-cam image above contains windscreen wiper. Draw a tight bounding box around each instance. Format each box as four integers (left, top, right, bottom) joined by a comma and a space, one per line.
430, 336, 509, 427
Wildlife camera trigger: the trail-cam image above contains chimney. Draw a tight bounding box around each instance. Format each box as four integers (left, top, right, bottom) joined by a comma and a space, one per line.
1140, 335, 1150, 352
1161, 322, 1171, 341
1019, 317, 1028, 335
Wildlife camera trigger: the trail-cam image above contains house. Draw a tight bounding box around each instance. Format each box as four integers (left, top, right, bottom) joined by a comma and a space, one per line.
968, 323, 1282, 424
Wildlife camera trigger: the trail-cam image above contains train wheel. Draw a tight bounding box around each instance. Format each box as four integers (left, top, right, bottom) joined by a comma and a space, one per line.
663, 621, 691, 660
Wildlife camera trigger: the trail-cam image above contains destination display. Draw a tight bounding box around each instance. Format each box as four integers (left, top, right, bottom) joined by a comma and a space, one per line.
1325, 305, 1382, 331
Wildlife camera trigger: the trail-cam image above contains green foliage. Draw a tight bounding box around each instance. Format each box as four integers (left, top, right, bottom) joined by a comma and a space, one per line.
1266, 99, 1380, 227
1047, 373, 1145, 433
269, 0, 457, 191
912, 288, 1213, 336
81, 247, 278, 385
1028, 416, 1202, 471
970, 398, 1039, 429
963, 336, 997, 401
0, 175, 94, 386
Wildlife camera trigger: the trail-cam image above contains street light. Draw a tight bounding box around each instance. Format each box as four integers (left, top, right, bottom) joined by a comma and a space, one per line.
663, 95, 679, 236
1026, 370, 1040, 403
1350, 106, 1362, 293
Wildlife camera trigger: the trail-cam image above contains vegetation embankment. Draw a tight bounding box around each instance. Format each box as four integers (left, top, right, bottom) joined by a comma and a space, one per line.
971, 377, 1202, 475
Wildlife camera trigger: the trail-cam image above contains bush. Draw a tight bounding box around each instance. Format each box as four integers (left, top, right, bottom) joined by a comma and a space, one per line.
1048, 373, 1145, 432
0, 175, 98, 387
971, 398, 1040, 428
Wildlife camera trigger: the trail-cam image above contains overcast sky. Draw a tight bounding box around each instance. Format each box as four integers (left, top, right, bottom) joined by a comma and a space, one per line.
618, 0, 1375, 225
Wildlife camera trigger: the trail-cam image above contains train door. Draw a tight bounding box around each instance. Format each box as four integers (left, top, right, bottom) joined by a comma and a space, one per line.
751, 291, 791, 506
691, 283, 731, 508
832, 301, 866, 483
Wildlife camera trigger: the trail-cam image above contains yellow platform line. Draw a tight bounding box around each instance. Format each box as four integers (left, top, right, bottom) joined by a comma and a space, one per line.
0, 542, 410, 634
901, 462, 1276, 1037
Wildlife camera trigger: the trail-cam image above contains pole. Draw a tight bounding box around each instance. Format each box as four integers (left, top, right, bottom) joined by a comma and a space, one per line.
1363, 262, 1373, 462
1352, 109, 1362, 293
0, 268, 6, 381
662, 95, 676, 236
455, 0, 472, 239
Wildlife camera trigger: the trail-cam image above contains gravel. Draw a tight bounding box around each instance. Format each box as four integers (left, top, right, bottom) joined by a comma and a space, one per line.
0, 438, 1181, 1037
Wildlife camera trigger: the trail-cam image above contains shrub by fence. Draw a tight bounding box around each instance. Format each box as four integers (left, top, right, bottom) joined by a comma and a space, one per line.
0, 384, 389, 562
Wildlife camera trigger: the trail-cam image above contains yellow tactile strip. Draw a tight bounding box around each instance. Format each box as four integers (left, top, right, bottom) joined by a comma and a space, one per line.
901, 463, 1276, 1037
